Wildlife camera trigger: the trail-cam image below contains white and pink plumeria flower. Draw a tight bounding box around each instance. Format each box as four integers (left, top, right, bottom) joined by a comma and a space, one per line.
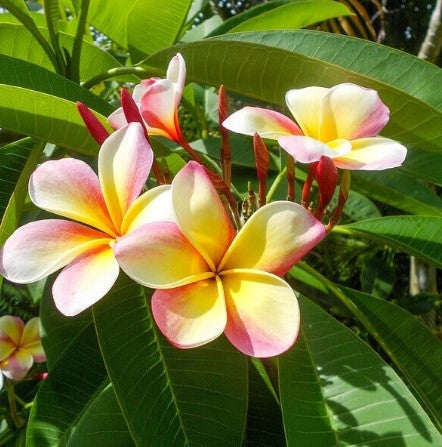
109, 53, 186, 144
114, 161, 326, 357
0, 123, 175, 316
223, 83, 407, 170
0, 316, 46, 381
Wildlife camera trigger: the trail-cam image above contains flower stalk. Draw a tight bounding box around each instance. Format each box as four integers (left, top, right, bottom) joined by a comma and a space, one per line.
219, 85, 232, 187
253, 133, 269, 207
286, 155, 296, 202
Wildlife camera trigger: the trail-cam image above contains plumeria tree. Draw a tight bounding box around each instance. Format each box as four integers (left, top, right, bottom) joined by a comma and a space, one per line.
0, 1, 441, 446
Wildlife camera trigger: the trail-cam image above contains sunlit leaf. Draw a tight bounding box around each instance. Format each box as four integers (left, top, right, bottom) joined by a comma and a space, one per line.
144, 31, 442, 152
336, 216, 442, 267
209, 0, 352, 35
127, 0, 193, 62
279, 296, 442, 446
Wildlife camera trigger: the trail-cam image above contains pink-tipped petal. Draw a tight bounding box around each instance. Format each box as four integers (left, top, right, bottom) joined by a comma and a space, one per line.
167, 53, 186, 109
321, 83, 390, 141
133, 79, 158, 102
121, 185, 176, 234
0, 316, 24, 345
172, 162, 235, 269
0, 220, 111, 284
53, 244, 119, 316
99, 123, 153, 229
286, 86, 329, 139
140, 79, 180, 141
2, 350, 33, 381
114, 221, 211, 289
20, 318, 46, 362
222, 270, 299, 357
29, 158, 116, 236
151, 277, 227, 349
333, 137, 407, 170
223, 107, 302, 140
108, 107, 128, 130
278, 135, 351, 164
220, 201, 325, 276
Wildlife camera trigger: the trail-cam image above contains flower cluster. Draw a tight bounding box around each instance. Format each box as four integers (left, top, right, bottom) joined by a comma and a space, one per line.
0, 54, 406, 358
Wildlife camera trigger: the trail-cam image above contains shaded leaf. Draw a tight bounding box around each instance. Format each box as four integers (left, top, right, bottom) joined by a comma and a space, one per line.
279, 296, 441, 446
340, 286, 442, 430
27, 292, 111, 446
337, 216, 442, 268
93, 274, 248, 446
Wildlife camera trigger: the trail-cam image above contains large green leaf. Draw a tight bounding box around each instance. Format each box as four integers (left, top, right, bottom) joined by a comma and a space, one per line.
245, 360, 285, 446
144, 31, 442, 152
66, 385, 135, 447
0, 139, 43, 290
0, 23, 122, 81
279, 296, 441, 446
127, 0, 193, 62
209, 0, 351, 35
351, 170, 442, 217
0, 84, 106, 155
0, 54, 112, 115
218, 30, 442, 111
400, 148, 442, 186
340, 287, 442, 430
93, 274, 248, 446
336, 216, 442, 268
0, 138, 34, 221
27, 289, 132, 446
87, 0, 137, 47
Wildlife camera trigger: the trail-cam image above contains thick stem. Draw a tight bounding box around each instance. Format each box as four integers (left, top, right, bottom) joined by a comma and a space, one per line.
82, 66, 163, 90
70, 0, 91, 83
301, 162, 318, 208
418, 0, 442, 62
5, 380, 25, 429
286, 155, 296, 202
266, 167, 286, 203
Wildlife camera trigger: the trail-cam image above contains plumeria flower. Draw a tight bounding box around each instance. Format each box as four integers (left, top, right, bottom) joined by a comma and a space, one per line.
0, 316, 46, 381
109, 53, 186, 145
223, 83, 407, 170
114, 161, 326, 357
0, 123, 174, 316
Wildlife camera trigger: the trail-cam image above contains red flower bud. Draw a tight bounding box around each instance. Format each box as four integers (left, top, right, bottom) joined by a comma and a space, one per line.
76, 102, 109, 145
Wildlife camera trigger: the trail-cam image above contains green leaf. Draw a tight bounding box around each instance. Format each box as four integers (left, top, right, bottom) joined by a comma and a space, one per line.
279, 296, 442, 446
87, 0, 137, 47
93, 274, 248, 446
0, 54, 112, 115
209, 0, 352, 36
360, 254, 395, 298
127, 0, 193, 62
0, 84, 97, 153
351, 170, 442, 216
334, 190, 381, 221
143, 31, 442, 152
27, 315, 111, 446
0, 139, 43, 290
400, 148, 442, 186
0, 23, 123, 81
244, 360, 285, 446
340, 286, 442, 430
336, 216, 442, 268
66, 385, 135, 447
0, 138, 34, 221
0, 140, 43, 245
